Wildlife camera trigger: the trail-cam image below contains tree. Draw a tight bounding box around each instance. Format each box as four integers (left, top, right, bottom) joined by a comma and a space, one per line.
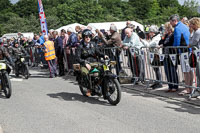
179, 0, 200, 18
129, 0, 152, 20
0, 0, 12, 12
13, 0, 39, 18
147, 0, 161, 19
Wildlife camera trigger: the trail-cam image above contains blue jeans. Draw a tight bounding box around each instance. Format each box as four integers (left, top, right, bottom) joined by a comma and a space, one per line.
163, 58, 178, 89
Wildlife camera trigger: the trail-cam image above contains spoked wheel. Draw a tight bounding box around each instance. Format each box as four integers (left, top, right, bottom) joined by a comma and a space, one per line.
2, 73, 12, 98
105, 78, 121, 105
78, 75, 89, 97
23, 64, 29, 79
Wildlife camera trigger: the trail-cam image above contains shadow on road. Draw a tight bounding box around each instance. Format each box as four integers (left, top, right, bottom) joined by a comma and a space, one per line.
47, 92, 112, 106
122, 85, 200, 115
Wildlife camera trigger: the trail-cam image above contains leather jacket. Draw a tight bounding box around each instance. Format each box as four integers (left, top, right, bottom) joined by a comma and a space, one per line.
0, 46, 13, 65
76, 41, 104, 65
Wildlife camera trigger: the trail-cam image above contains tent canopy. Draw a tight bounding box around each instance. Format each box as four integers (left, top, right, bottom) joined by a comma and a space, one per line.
56, 23, 85, 32
88, 21, 144, 32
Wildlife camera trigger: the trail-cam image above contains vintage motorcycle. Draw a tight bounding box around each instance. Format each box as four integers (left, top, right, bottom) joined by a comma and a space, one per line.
15, 53, 30, 79
0, 60, 12, 98
74, 59, 121, 105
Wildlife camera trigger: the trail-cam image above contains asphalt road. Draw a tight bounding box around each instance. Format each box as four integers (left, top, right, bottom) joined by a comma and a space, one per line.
0, 68, 200, 133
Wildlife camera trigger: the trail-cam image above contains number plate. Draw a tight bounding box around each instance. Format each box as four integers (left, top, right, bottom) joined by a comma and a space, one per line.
0, 63, 6, 70
103, 65, 109, 71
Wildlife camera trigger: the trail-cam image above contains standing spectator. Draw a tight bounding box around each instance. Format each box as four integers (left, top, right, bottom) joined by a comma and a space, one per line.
48, 29, 54, 41
145, 25, 150, 40
169, 14, 192, 95
189, 17, 200, 88
141, 25, 163, 89
97, 24, 122, 75
75, 26, 83, 42
159, 22, 179, 92
34, 35, 41, 67
75, 25, 82, 34
60, 29, 69, 72
66, 27, 78, 47
123, 28, 145, 83
121, 21, 131, 41
39, 32, 48, 68
61, 29, 69, 48
43, 35, 57, 78
181, 17, 189, 26
53, 31, 65, 76
66, 27, 78, 70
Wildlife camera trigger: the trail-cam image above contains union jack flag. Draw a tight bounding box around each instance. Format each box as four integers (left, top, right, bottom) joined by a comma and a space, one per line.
38, 0, 48, 36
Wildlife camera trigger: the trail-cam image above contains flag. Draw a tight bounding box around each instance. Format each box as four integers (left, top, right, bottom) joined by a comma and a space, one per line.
38, 0, 48, 36
159, 54, 165, 61
194, 49, 200, 61
149, 52, 154, 63
169, 54, 177, 66
181, 52, 189, 62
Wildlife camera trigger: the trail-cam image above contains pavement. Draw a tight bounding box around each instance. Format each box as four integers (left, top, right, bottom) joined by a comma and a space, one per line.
0, 125, 3, 133
122, 82, 200, 107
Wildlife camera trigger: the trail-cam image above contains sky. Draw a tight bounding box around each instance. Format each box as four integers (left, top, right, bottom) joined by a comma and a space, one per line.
10, 0, 200, 5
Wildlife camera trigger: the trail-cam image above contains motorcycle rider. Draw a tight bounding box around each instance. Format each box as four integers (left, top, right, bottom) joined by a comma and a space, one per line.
11, 40, 27, 76
0, 44, 14, 75
76, 29, 108, 96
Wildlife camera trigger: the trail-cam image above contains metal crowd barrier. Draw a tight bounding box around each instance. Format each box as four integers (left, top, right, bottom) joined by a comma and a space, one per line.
64, 45, 200, 99
99, 46, 145, 85
140, 46, 200, 99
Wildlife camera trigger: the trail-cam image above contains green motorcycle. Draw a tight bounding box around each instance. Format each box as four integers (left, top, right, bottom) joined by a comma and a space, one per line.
74, 59, 121, 105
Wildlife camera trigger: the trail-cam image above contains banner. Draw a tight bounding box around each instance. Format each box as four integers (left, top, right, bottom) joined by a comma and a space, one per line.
149, 52, 154, 63
194, 49, 200, 61
38, 0, 48, 36
140, 50, 145, 60
181, 52, 189, 63
130, 48, 135, 56
159, 54, 165, 61
169, 54, 177, 66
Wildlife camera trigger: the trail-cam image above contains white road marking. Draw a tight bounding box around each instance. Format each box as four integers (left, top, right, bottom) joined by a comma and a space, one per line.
10, 78, 23, 82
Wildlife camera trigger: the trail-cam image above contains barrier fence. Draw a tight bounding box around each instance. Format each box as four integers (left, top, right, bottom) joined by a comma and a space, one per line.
63, 45, 200, 99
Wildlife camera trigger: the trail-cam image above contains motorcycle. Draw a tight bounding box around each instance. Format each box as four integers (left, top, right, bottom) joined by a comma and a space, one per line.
0, 60, 12, 98
15, 53, 30, 79
74, 59, 121, 105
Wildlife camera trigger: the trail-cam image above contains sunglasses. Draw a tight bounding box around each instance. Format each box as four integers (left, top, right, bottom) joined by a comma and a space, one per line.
85, 36, 91, 38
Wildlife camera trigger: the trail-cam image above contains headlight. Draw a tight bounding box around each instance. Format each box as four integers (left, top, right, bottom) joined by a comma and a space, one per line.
21, 58, 25, 62
0, 63, 6, 70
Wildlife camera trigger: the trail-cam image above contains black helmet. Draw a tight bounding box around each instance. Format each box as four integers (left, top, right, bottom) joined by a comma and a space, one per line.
82, 29, 92, 39
13, 40, 19, 45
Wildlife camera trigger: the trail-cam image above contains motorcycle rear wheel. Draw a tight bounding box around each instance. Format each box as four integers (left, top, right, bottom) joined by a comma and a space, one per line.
78, 75, 89, 97
79, 85, 89, 97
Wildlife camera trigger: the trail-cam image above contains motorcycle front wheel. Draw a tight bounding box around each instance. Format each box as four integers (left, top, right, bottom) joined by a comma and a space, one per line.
105, 78, 121, 105
2, 72, 12, 98
23, 64, 29, 79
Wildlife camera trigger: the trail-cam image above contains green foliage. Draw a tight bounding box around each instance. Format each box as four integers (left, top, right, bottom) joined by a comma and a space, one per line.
0, 0, 199, 36
0, 0, 12, 11
178, 0, 200, 18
